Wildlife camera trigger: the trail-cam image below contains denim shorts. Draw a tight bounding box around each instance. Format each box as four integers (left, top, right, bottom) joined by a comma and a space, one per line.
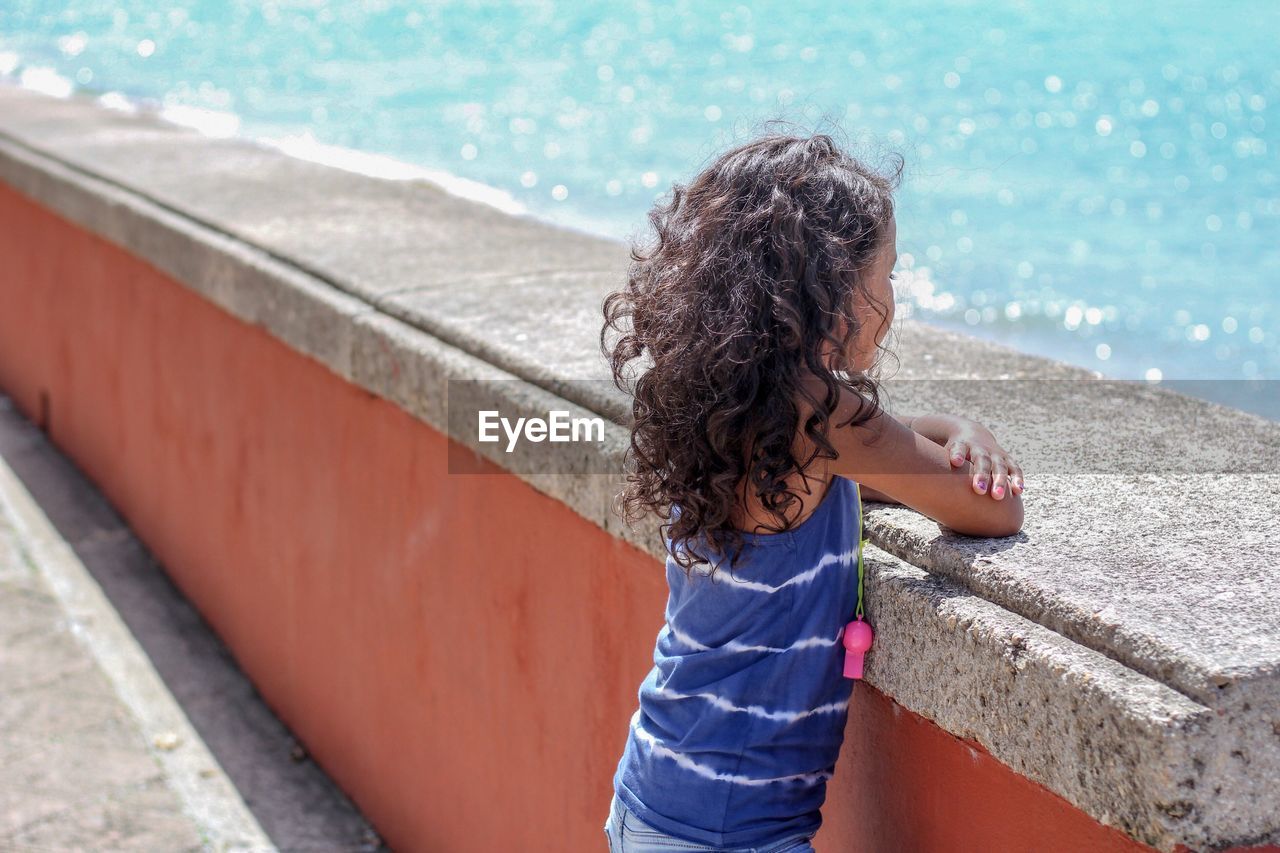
604, 791, 817, 852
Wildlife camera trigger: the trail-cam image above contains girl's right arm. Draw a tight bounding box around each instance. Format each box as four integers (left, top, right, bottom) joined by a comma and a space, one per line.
820, 387, 1025, 538
857, 483, 901, 504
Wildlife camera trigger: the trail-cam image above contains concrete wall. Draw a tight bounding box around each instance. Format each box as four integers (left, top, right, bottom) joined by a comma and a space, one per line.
1, 83, 1277, 852
0, 178, 1156, 853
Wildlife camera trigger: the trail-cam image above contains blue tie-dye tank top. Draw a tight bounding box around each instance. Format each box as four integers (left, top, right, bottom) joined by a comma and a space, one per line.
612, 474, 865, 849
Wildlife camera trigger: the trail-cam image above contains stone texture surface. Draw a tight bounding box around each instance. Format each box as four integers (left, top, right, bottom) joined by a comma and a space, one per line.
858, 544, 1212, 848
0, 83, 1277, 850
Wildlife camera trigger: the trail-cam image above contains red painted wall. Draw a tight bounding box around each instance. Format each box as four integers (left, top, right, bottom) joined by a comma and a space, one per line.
4, 181, 1258, 852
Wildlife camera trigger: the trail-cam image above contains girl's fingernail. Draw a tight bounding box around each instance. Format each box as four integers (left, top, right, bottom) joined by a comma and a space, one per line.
993, 485, 1005, 498
952, 455, 963, 464
976, 479, 987, 492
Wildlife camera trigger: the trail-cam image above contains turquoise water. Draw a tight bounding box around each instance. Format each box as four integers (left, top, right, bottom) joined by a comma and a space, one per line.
1, 2, 1276, 415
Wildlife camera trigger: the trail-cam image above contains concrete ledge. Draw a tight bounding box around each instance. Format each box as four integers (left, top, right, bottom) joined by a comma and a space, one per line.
1, 83, 1277, 851
864, 544, 1211, 845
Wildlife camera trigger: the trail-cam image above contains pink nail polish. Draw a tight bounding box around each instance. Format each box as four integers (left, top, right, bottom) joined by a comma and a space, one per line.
993, 485, 1004, 498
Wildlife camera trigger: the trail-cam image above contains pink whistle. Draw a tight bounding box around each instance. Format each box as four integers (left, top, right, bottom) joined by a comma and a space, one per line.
842, 617, 874, 679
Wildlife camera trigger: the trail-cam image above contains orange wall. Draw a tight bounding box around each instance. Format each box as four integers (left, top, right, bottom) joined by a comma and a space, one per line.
2, 181, 1257, 852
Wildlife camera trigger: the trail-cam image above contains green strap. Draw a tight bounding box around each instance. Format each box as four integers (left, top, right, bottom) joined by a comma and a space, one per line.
856, 537, 868, 619
855, 483, 867, 619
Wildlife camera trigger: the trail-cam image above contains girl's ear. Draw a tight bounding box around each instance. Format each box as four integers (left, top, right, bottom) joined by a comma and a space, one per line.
835, 312, 864, 372
818, 317, 847, 371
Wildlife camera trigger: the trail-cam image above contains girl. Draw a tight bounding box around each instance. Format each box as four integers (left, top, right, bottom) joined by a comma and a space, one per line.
599, 129, 1025, 853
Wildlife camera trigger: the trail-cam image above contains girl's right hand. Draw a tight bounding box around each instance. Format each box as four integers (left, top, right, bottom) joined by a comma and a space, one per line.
942, 421, 1026, 500
819, 393, 1026, 539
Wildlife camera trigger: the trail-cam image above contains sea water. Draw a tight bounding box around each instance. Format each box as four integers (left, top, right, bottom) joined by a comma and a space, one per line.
1, 1, 1275, 417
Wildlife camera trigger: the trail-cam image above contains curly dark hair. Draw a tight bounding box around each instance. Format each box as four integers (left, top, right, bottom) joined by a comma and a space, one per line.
600, 126, 904, 581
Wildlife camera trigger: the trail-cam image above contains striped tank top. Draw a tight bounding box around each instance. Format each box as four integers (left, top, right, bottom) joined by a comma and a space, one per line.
612, 474, 866, 848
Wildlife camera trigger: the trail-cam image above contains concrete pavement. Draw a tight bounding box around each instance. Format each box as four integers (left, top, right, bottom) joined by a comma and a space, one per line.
0, 395, 382, 851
